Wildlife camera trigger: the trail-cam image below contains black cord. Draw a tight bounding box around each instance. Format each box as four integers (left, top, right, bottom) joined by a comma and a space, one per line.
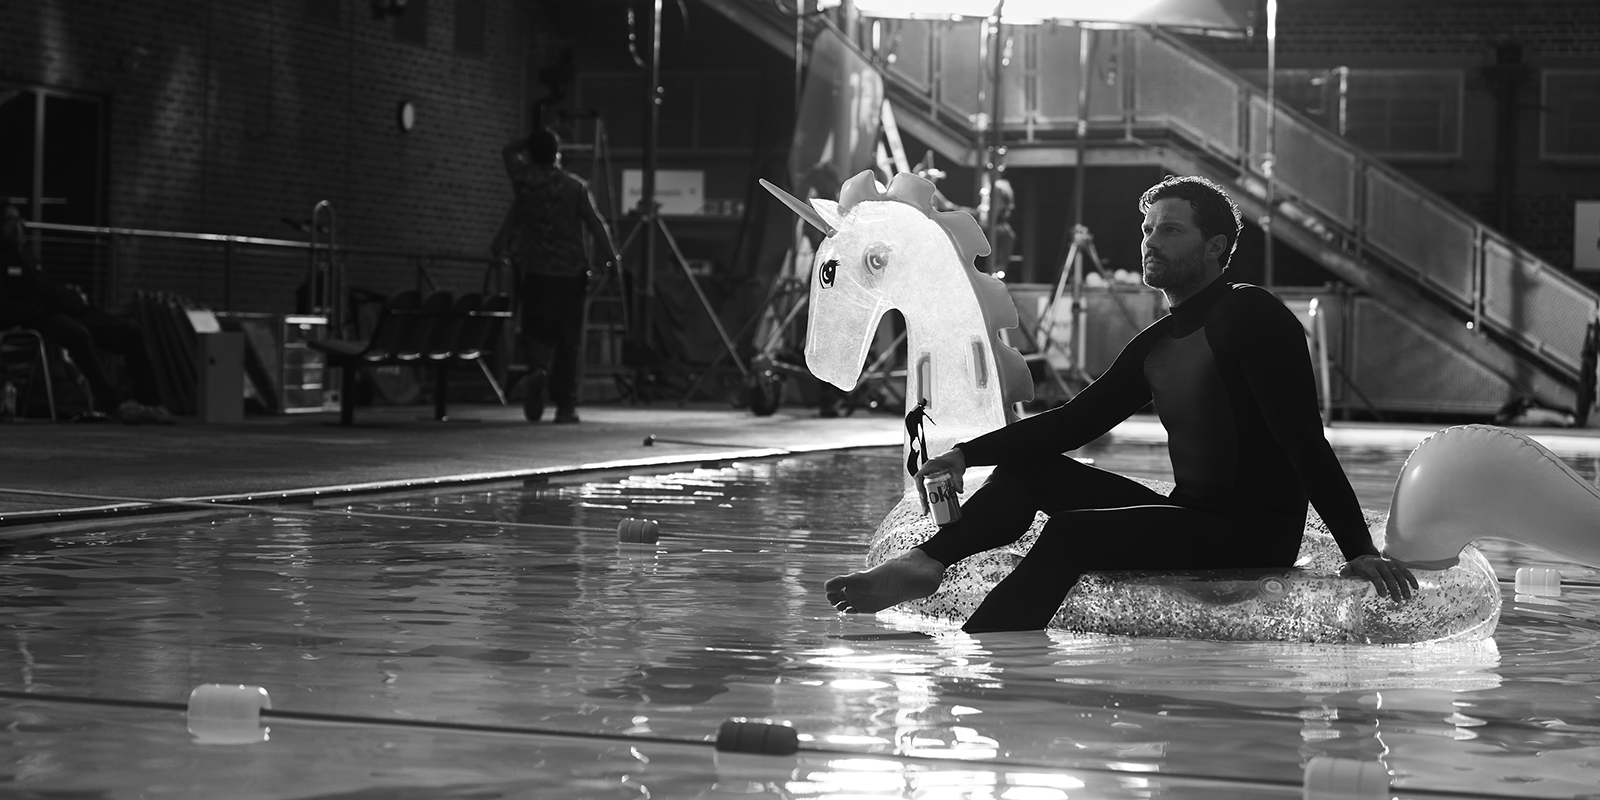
626, 6, 647, 69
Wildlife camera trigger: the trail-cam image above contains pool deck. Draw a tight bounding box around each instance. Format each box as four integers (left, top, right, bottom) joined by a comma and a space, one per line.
3, 401, 1598, 536
0, 402, 904, 533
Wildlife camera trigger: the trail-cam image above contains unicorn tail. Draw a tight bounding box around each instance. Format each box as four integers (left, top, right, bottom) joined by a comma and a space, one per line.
1384, 424, 1600, 569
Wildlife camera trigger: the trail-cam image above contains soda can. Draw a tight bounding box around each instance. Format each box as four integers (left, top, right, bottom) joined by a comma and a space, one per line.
924, 470, 962, 526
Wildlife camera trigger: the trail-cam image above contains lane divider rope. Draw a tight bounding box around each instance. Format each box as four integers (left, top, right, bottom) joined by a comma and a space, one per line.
0, 687, 1552, 799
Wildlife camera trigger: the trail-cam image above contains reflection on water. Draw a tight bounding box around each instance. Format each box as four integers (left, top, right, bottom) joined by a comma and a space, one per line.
0, 442, 1597, 798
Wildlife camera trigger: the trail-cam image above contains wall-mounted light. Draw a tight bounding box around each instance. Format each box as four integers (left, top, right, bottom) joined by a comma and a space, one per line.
397, 100, 416, 132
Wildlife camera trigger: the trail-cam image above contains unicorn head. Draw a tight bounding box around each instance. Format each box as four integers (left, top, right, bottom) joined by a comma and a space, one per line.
762, 170, 1032, 466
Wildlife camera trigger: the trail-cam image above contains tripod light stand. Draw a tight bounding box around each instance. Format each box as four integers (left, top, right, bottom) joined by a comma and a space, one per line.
622, 0, 749, 397
1021, 24, 1144, 389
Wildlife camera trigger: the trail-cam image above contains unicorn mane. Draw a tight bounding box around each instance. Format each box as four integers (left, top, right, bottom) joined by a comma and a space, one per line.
837, 171, 1034, 415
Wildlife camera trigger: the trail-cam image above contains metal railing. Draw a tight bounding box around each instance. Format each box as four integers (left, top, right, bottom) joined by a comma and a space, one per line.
19, 220, 508, 326
1133, 29, 1599, 383
855, 15, 1598, 387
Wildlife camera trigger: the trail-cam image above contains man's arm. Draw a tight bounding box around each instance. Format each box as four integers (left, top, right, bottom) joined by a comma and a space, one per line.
1227, 290, 1375, 557
956, 321, 1161, 466
1223, 289, 1416, 601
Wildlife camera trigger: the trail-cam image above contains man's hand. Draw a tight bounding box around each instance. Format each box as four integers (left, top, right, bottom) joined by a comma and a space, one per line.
1341, 554, 1419, 602
913, 447, 968, 515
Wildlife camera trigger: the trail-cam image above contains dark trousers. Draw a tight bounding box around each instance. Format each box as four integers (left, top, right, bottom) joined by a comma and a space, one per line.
30, 310, 163, 413
917, 454, 1305, 633
518, 273, 587, 410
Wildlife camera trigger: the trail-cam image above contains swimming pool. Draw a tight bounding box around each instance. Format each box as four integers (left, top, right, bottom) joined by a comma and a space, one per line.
1, 437, 1598, 798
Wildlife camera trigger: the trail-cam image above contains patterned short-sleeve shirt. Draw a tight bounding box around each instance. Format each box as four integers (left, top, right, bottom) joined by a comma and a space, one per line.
502, 164, 593, 278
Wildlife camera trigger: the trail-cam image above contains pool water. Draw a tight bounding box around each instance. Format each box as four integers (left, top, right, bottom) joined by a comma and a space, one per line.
2, 442, 1599, 799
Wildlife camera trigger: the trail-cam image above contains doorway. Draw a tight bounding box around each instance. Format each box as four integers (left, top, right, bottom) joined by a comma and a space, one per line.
0, 85, 107, 301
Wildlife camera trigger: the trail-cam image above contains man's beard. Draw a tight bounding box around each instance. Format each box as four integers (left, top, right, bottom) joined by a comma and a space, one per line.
1142, 246, 1206, 294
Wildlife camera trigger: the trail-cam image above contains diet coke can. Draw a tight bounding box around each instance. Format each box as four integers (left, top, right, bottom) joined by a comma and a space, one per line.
924, 470, 962, 526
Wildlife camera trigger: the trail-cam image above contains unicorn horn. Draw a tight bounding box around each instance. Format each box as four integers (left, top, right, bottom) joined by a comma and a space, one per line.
759, 179, 837, 237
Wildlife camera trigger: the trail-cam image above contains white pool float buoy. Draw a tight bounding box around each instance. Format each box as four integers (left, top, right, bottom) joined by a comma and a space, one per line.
186, 683, 271, 745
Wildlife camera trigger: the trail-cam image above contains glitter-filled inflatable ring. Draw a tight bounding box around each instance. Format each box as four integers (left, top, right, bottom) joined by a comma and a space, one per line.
865, 426, 1597, 645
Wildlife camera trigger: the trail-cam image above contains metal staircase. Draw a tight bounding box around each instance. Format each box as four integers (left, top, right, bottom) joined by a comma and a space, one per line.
700, 0, 1599, 414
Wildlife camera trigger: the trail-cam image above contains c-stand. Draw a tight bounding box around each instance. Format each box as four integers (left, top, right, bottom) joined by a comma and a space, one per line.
1026, 224, 1143, 393
614, 202, 750, 402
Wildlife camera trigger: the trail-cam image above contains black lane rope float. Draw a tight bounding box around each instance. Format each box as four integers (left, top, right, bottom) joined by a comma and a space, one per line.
0, 688, 1550, 800
0, 487, 870, 550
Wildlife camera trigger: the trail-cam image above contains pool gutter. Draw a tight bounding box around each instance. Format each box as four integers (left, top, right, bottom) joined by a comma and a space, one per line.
0, 443, 886, 539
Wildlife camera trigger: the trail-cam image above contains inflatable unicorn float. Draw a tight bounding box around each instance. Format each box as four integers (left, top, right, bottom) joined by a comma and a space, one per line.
761, 170, 1600, 645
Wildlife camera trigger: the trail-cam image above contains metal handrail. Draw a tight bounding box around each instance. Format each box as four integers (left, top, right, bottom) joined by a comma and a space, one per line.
1140, 28, 1598, 381
19, 219, 507, 324
858, 18, 1597, 385
21, 220, 499, 263
307, 201, 342, 332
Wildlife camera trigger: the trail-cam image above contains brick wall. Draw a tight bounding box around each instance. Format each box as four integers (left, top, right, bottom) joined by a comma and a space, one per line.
1, 0, 528, 313
1200, 0, 1600, 58
1187, 0, 1600, 286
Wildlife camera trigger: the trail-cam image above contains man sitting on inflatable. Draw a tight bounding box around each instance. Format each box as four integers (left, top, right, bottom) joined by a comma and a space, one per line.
824, 175, 1418, 633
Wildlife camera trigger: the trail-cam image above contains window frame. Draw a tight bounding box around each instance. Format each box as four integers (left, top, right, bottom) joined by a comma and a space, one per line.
1540, 68, 1600, 164
1340, 68, 1464, 163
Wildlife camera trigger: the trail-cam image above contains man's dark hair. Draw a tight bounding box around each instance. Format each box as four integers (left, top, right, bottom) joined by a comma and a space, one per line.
1138, 175, 1243, 268
526, 127, 561, 165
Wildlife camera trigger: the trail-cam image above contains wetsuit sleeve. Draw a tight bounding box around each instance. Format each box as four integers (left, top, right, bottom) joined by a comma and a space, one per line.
957, 321, 1161, 466
1224, 291, 1378, 561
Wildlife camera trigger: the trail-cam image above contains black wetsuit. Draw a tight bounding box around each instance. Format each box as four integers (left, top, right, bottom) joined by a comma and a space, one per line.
918, 276, 1378, 632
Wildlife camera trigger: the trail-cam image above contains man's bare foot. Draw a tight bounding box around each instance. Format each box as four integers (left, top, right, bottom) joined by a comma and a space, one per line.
823, 549, 945, 613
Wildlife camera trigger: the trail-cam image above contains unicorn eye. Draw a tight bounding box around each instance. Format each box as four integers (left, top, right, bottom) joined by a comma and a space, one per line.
819, 258, 839, 288
863, 242, 892, 273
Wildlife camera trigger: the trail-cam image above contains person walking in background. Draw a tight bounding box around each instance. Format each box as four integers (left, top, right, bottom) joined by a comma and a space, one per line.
492, 127, 621, 424
0, 202, 173, 424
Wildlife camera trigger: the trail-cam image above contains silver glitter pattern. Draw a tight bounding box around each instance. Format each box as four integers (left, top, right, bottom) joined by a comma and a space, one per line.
864, 477, 1501, 644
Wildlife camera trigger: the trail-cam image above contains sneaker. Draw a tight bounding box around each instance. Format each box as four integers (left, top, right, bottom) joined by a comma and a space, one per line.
554, 407, 580, 424
522, 370, 547, 422
115, 400, 176, 425
113, 399, 147, 424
